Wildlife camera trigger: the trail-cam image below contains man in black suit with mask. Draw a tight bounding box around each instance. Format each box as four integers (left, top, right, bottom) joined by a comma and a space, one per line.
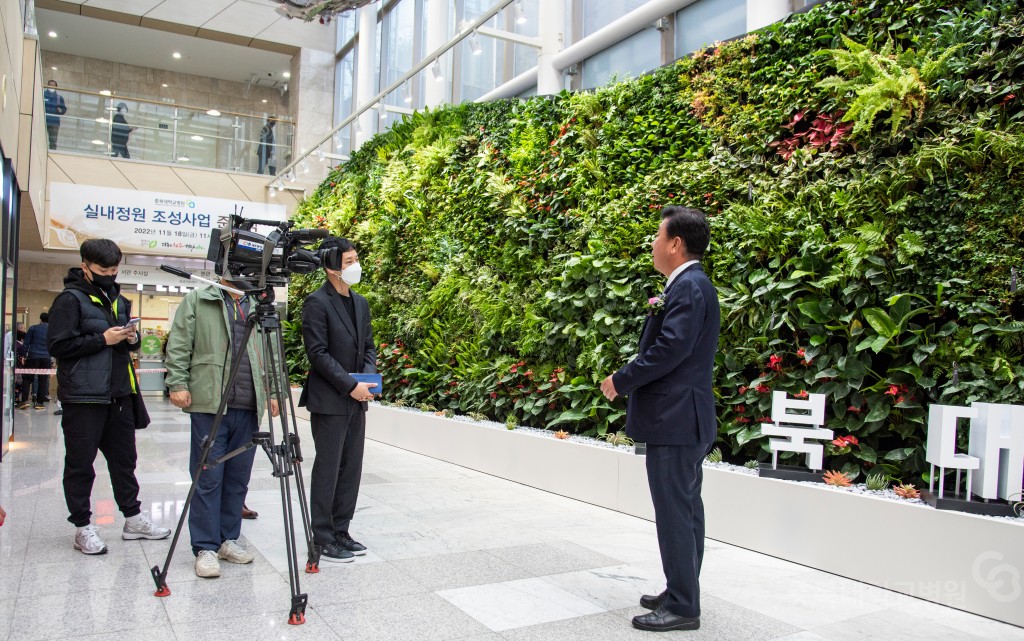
300, 237, 377, 563
601, 206, 720, 632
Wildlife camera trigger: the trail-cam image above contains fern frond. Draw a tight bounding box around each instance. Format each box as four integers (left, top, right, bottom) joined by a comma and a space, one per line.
895, 231, 926, 265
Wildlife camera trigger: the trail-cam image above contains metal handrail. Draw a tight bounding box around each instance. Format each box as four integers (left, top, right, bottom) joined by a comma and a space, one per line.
56, 87, 296, 125
47, 88, 294, 175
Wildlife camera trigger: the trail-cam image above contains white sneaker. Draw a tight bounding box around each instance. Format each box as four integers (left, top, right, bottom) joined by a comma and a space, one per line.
122, 513, 171, 540
195, 550, 221, 578
74, 525, 108, 555
217, 539, 254, 564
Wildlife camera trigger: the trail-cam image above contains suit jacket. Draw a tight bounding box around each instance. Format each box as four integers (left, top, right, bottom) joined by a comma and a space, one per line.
298, 283, 377, 415
612, 264, 721, 446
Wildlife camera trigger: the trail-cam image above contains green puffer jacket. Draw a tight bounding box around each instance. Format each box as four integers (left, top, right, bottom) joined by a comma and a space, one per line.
164, 285, 279, 420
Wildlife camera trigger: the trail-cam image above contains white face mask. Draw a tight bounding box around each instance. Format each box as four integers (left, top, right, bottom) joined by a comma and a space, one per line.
340, 262, 362, 285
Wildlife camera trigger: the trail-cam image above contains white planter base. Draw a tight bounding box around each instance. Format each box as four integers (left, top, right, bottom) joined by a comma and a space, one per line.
364, 404, 1024, 628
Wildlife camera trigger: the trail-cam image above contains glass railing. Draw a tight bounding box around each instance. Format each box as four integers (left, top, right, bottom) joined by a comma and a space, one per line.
43, 88, 295, 175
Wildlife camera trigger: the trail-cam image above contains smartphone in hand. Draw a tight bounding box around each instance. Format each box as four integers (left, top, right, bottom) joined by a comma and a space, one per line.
124, 317, 141, 330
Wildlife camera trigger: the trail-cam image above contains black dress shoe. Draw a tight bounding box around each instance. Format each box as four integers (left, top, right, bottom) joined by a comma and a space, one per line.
632, 606, 700, 632
640, 591, 666, 610
336, 532, 367, 556
319, 542, 354, 563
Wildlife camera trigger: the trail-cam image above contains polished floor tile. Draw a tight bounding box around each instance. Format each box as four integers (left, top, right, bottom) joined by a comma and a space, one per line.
173, 609, 341, 641
1, 398, 1021, 641
486, 541, 623, 577
303, 558, 429, 606
316, 592, 491, 641
438, 577, 605, 632
539, 563, 665, 611
811, 607, 991, 641
390, 550, 533, 591
608, 596, 800, 641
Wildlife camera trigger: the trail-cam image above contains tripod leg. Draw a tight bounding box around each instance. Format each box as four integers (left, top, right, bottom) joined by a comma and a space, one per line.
265, 321, 319, 573
256, 314, 308, 624
152, 314, 261, 597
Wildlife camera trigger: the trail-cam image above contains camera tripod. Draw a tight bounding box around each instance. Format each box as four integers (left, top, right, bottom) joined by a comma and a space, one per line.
150, 282, 321, 625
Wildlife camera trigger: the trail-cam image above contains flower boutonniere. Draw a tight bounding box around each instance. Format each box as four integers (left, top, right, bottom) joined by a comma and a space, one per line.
647, 295, 665, 315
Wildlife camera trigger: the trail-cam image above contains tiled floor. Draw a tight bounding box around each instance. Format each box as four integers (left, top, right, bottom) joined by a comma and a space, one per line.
1, 398, 1022, 641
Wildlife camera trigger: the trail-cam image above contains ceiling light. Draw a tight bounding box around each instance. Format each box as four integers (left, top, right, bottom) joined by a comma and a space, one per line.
172, 52, 182, 59
177, 156, 190, 162
136, 284, 144, 291
469, 32, 483, 56
275, 179, 285, 191
431, 59, 444, 82
262, 99, 268, 103
48, 31, 57, 38
91, 139, 105, 145
95, 117, 109, 124
51, 66, 57, 71
206, 109, 221, 116
287, 170, 296, 182
283, 72, 291, 79
190, 135, 204, 141
161, 83, 168, 88
269, 186, 277, 197
99, 90, 112, 96
378, 103, 387, 120
514, 0, 527, 25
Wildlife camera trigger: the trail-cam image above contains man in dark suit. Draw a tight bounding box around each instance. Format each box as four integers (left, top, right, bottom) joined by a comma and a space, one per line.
299, 237, 377, 563
601, 206, 720, 632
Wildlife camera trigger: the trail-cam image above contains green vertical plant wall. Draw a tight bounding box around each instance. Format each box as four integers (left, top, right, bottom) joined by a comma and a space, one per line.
287, 0, 1024, 484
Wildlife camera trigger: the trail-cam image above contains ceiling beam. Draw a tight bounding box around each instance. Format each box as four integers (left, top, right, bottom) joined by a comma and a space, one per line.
35, 0, 300, 56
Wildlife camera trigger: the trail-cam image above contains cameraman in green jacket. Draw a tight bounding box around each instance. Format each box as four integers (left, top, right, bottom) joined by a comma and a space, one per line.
164, 279, 280, 578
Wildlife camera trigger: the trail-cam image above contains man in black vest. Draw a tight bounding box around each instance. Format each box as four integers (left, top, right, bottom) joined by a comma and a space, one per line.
48, 239, 170, 555
300, 237, 377, 562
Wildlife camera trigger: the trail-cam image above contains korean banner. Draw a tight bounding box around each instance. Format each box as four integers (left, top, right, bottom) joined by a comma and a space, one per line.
46, 183, 287, 258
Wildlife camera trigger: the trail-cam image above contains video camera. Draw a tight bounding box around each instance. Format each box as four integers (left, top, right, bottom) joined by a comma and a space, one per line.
206, 214, 339, 291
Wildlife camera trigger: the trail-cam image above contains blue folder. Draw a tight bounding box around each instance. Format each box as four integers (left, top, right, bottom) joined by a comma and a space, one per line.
352, 373, 383, 393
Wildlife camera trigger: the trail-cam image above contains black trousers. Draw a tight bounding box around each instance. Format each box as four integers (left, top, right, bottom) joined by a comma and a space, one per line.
61, 397, 142, 527
25, 357, 50, 403
309, 411, 365, 546
46, 124, 59, 150
646, 442, 709, 618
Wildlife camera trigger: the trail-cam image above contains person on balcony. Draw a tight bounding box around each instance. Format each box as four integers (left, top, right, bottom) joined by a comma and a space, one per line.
110, 102, 135, 159
257, 117, 276, 175
43, 80, 67, 150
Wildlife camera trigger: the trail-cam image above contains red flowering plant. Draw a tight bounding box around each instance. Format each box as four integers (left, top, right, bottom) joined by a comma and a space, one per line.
769, 110, 853, 160
827, 434, 860, 457
375, 339, 422, 405
491, 360, 570, 429
717, 344, 829, 463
